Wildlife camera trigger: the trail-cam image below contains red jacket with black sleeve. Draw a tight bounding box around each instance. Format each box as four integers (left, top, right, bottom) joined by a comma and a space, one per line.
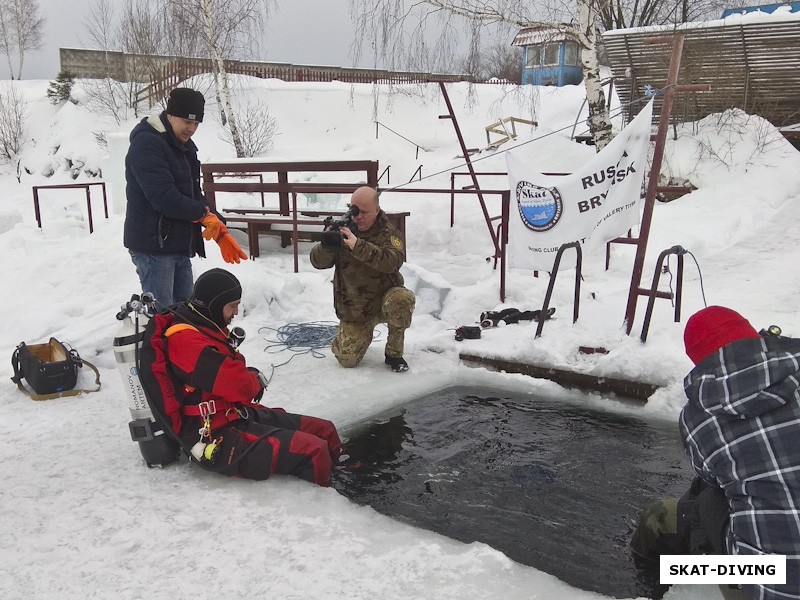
164, 308, 262, 431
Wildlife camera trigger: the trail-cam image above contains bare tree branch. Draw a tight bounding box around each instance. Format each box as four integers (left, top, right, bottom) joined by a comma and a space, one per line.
349, 0, 614, 147
596, 0, 732, 29
79, 0, 133, 123
0, 0, 45, 79
164, 0, 275, 157
80, 0, 118, 55
219, 98, 278, 157
0, 82, 27, 163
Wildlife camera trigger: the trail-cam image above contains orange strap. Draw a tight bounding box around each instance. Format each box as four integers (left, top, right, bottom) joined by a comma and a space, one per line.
165, 323, 198, 337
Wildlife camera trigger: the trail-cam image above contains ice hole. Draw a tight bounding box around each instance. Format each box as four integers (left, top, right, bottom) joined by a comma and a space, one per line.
333, 387, 693, 599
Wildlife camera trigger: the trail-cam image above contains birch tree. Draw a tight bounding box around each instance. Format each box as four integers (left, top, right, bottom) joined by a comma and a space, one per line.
350, 0, 728, 149
577, 0, 611, 147
81, 0, 166, 122
0, 0, 45, 79
350, 0, 614, 149
0, 82, 27, 165
80, 0, 131, 123
166, 0, 274, 158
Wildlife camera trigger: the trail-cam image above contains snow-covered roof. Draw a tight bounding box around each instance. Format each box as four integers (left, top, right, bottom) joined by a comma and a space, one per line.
721, 1, 800, 18
602, 8, 800, 127
603, 3, 800, 37
512, 26, 578, 46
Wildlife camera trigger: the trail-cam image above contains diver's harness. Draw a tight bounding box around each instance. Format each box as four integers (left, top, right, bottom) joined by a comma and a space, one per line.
163, 320, 266, 464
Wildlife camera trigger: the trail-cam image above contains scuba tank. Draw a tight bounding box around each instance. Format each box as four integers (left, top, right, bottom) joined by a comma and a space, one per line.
113, 293, 179, 467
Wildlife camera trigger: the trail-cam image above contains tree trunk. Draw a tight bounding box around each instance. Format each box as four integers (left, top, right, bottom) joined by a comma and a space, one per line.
216, 64, 244, 157
211, 60, 227, 126
0, 15, 14, 79
201, 0, 243, 157
15, 46, 23, 79
577, 0, 613, 150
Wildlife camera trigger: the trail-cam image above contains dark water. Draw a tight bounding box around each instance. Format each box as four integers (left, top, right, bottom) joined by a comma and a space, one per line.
332, 388, 693, 599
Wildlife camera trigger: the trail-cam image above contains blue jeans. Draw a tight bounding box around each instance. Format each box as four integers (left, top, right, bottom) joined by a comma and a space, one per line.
129, 251, 194, 308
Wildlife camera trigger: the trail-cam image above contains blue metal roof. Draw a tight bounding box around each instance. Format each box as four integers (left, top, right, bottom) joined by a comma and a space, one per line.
721, 2, 800, 17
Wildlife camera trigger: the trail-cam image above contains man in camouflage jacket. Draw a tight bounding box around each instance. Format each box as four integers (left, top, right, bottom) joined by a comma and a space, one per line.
680, 306, 800, 600
310, 186, 415, 372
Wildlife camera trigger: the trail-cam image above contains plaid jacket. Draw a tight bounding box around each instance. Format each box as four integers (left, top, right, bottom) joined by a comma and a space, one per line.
681, 335, 800, 600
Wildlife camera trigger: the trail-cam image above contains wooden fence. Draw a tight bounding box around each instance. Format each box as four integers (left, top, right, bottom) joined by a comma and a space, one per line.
60, 49, 475, 109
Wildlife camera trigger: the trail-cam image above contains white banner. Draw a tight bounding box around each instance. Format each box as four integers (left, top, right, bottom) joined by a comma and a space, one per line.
506, 98, 654, 271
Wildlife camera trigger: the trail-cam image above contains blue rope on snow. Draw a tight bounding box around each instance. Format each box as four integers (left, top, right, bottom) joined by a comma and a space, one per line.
257, 321, 383, 369
258, 321, 339, 367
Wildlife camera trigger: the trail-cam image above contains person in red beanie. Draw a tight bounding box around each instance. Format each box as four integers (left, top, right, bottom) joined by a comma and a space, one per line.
679, 306, 800, 600
631, 306, 799, 600
683, 305, 762, 365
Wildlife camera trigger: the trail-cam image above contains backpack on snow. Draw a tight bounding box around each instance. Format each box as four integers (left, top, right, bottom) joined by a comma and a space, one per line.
11, 337, 101, 400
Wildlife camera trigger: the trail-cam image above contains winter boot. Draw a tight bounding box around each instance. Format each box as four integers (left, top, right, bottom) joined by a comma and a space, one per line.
480, 308, 520, 328
385, 355, 409, 372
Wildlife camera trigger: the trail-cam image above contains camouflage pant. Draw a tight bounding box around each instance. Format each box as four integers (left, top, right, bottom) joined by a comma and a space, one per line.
331, 286, 415, 368
631, 477, 729, 561
631, 484, 747, 600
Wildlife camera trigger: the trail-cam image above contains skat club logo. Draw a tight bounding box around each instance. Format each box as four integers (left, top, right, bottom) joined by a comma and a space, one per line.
516, 181, 563, 232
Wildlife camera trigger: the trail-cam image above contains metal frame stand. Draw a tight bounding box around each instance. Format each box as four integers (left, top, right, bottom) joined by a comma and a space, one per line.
535, 242, 583, 338
437, 81, 502, 265
622, 34, 710, 334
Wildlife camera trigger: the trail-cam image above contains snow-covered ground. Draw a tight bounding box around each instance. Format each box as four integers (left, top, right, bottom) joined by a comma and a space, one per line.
2, 74, 799, 599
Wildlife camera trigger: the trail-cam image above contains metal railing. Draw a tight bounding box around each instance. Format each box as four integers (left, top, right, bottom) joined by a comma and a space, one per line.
375, 121, 427, 160
32, 182, 109, 234
535, 242, 583, 338
201, 160, 379, 214
639, 245, 686, 342
378, 186, 512, 301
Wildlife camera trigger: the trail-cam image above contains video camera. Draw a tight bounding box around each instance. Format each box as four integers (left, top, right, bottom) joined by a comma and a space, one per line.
321, 205, 360, 250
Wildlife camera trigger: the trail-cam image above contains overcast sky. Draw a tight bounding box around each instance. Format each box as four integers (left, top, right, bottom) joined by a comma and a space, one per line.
13, 0, 360, 81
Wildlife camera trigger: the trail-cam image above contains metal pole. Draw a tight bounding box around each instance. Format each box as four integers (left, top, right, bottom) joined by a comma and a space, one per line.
438, 81, 500, 253
623, 34, 685, 334
100, 183, 108, 219
500, 191, 509, 302
33, 187, 42, 229
450, 173, 455, 228
85, 185, 94, 233
291, 192, 299, 273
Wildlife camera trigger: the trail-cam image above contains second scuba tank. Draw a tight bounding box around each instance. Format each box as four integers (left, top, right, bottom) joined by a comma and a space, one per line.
113, 294, 178, 467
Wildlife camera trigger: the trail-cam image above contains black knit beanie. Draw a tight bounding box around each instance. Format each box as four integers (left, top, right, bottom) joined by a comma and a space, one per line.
190, 269, 242, 328
166, 88, 205, 122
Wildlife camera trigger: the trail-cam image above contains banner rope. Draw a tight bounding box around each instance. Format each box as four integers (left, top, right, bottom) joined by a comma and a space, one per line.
380, 88, 670, 194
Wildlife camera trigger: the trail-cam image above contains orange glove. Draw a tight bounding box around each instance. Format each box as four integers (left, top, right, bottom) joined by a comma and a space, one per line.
216, 232, 248, 264
200, 213, 228, 241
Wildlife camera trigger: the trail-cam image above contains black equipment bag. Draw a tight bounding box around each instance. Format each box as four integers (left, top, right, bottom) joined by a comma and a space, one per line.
11, 337, 101, 400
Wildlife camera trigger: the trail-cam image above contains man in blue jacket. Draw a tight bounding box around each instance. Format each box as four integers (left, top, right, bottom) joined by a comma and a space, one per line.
124, 87, 245, 307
